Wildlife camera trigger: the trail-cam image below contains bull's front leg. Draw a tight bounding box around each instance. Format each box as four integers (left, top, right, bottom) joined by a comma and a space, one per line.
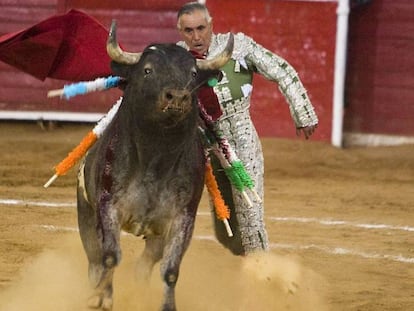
90, 190, 121, 310
78, 186, 121, 311
159, 213, 196, 311
85, 132, 122, 310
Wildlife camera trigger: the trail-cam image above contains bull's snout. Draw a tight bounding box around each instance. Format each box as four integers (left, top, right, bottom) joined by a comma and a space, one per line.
159, 89, 192, 114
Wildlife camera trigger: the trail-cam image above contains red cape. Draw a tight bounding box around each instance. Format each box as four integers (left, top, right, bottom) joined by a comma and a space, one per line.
0, 9, 112, 81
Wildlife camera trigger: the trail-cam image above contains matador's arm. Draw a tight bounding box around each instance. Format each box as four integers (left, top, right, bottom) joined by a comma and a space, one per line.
236, 33, 318, 129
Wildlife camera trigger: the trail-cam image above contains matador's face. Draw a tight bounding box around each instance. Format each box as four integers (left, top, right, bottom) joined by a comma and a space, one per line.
177, 9, 213, 56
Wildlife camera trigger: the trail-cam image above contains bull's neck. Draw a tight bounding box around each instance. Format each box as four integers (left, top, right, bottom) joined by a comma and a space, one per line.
133, 126, 201, 178
139, 131, 195, 152
117, 108, 199, 161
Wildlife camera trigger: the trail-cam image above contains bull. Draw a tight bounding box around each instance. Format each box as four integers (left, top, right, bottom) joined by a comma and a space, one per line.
76, 20, 233, 311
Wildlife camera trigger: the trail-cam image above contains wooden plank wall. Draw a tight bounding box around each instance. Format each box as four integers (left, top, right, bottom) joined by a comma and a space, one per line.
0, 0, 58, 33
207, 0, 337, 141
3, 1, 412, 139
0, 0, 337, 141
64, 0, 187, 51
345, 0, 414, 136
0, 0, 61, 112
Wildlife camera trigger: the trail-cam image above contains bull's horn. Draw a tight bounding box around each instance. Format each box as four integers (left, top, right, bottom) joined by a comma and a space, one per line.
106, 20, 142, 64
197, 33, 234, 70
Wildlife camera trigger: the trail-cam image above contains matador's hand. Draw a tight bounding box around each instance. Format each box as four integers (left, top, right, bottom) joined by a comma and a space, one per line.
296, 124, 318, 139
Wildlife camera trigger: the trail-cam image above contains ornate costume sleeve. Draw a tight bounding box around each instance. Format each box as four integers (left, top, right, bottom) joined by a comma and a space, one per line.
235, 33, 318, 128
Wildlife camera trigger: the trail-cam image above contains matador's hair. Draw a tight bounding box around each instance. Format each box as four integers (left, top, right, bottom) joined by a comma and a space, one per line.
176, 2, 212, 29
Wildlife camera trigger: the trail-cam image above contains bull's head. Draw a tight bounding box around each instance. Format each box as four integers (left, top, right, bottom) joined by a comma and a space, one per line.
106, 20, 233, 129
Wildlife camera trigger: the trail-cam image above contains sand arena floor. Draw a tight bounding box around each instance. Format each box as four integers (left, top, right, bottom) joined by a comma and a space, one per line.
0, 121, 413, 310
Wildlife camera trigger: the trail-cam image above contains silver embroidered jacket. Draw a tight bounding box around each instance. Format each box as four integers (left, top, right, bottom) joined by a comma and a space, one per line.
179, 32, 318, 128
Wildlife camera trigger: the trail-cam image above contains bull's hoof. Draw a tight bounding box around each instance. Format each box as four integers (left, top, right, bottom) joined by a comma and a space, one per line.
87, 294, 113, 310
87, 295, 102, 309
101, 297, 113, 310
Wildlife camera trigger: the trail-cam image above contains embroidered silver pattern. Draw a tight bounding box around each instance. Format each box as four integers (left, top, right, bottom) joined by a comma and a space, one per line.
208, 33, 318, 127
215, 86, 233, 105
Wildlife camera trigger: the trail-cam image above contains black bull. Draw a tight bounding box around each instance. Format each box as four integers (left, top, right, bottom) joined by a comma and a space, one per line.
77, 21, 234, 311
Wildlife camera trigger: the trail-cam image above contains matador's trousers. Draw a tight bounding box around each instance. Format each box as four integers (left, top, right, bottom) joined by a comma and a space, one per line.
210, 108, 269, 255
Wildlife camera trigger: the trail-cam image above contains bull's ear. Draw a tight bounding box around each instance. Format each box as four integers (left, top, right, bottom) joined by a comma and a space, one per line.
110, 61, 130, 78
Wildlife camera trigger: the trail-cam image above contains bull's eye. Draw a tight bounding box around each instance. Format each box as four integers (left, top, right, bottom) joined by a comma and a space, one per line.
191, 68, 197, 78
144, 67, 152, 75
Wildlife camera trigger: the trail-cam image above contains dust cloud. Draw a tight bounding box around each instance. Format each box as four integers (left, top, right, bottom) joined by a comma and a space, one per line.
0, 235, 328, 311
